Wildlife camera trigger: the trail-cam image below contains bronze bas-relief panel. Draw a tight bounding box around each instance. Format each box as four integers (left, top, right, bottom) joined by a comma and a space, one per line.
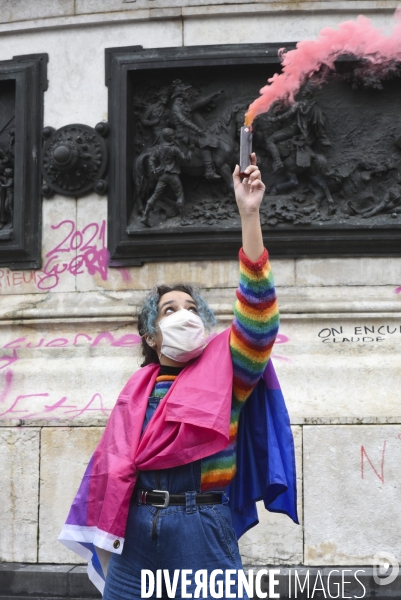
106, 44, 401, 264
0, 54, 47, 269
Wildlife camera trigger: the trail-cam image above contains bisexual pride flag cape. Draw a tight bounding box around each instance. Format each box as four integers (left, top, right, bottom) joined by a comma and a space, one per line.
58, 329, 298, 594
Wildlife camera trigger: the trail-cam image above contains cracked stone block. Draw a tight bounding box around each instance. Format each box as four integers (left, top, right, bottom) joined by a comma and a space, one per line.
0, 320, 142, 425
304, 425, 401, 565
296, 257, 401, 286
183, 12, 393, 46
39, 427, 104, 563
239, 426, 303, 565
0, 0, 73, 24
76, 0, 251, 13
0, 428, 40, 562
272, 316, 401, 423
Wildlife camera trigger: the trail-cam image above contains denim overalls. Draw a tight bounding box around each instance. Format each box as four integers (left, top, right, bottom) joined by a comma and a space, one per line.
102, 396, 248, 600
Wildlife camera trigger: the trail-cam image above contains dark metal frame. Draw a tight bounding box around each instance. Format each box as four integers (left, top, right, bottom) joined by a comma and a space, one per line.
0, 53, 48, 269
105, 44, 401, 265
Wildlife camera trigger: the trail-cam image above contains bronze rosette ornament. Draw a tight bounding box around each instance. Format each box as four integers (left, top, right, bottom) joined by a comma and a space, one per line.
41, 123, 108, 198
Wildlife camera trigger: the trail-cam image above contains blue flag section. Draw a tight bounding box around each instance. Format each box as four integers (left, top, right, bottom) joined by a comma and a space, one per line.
227, 362, 299, 538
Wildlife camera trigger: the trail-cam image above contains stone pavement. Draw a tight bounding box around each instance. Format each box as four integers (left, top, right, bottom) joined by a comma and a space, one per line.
0, 564, 100, 599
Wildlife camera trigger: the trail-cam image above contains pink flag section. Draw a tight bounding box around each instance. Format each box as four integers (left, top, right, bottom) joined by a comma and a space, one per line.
58, 329, 233, 592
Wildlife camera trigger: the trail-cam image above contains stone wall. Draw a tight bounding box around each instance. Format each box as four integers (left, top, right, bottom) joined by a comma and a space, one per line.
0, 0, 400, 578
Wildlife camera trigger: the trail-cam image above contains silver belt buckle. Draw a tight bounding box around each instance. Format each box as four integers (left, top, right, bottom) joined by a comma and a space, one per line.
151, 489, 170, 508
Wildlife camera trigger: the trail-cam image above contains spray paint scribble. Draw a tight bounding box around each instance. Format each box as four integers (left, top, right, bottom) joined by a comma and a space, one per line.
38, 219, 109, 290
245, 9, 401, 125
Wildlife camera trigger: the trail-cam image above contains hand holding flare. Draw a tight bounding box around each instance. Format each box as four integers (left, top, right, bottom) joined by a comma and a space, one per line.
233, 153, 265, 262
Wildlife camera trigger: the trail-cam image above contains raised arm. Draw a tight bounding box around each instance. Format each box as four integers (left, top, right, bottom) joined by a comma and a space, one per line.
231, 154, 279, 405
200, 157, 279, 490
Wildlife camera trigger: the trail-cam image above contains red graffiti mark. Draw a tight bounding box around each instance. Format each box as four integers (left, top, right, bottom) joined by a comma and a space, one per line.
0, 349, 19, 370
37, 219, 109, 290
395, 287, 401, 294
398, 434, 401, 441
0, 269, 39, 289
64, 393, 111, 419
361, 440, 386, 483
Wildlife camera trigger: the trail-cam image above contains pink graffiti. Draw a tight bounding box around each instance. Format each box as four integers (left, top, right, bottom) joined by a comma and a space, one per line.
0, 369, 13, 403
37, 220, 109, 290
23, 396, 77, 420
1, 331, 289, 355
0, 328, 291, 419
63, 393, 111, 419
272, 354, 291, 362
118, 268, 131, 283
0, 390, 49, 418
272, 332, 291, 361
361, 440, 386, 483
0, 349, 18, 369
395, 287, 401, 294
1, 332, 142, 350
0, 361, 110, 421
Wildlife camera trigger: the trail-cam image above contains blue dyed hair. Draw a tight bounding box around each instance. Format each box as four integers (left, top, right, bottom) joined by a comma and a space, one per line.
137, 283, 216, 366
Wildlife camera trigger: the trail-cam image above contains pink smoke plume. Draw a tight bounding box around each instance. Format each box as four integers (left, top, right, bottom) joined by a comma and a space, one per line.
245, 9, 401, 126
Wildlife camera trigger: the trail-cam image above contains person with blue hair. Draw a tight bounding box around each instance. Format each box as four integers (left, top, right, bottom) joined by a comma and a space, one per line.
59, 155, 298, 599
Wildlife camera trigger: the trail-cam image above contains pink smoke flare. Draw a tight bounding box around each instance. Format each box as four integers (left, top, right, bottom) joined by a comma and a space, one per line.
245, 9, 401, 125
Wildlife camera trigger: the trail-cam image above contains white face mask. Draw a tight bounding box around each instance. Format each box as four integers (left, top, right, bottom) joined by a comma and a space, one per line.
156, 309, 206, 362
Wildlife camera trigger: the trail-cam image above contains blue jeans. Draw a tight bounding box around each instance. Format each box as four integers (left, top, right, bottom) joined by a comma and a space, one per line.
102, 461, 248, 599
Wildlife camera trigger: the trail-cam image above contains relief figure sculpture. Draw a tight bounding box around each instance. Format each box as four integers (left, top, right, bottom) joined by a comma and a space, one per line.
0, 126, 15, 230
140, 86, 171, 144
130, 71, 401, 233
257, 84, 335, 219
0, 167, 13, 229
133, 81, 242, 227
361, 182, 401, 218
140, 128, 190, 227
170, 79, 224, 181
264, 85, 331, 173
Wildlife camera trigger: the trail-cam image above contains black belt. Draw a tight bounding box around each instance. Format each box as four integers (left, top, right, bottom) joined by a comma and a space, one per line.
136, 489, 223, 508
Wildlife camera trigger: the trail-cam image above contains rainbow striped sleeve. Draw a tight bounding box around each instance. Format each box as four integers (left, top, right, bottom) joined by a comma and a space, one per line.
200, 247, 279, 491
230, 247, 279, 406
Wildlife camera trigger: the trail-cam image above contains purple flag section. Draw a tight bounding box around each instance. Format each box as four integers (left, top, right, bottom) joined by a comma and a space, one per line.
59, 331, 298, 594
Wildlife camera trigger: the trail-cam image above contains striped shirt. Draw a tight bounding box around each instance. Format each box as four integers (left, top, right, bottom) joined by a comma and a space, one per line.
147, 247, 279, 492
